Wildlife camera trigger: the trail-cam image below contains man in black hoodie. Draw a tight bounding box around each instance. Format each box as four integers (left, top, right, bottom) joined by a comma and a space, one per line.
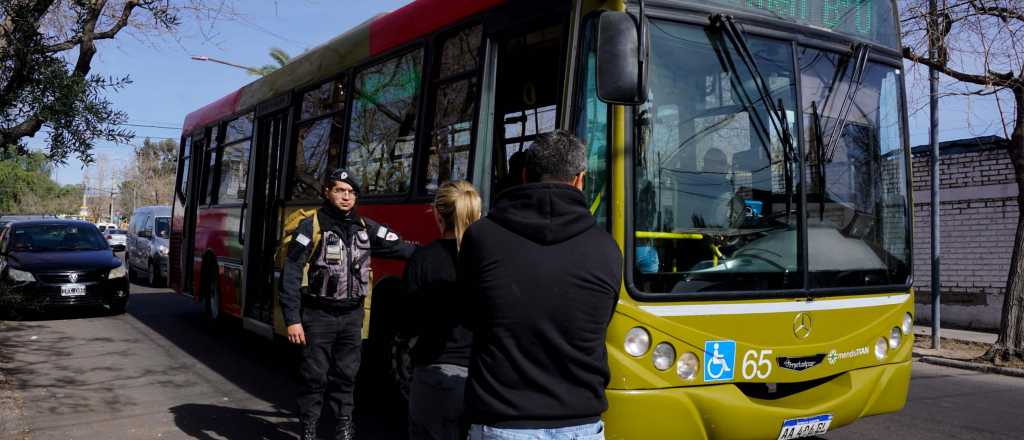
280, 168, 415, 440
460, 130, 622, 440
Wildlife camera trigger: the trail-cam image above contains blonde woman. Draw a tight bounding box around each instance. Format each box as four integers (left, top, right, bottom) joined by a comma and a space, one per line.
404, 180, 481, 440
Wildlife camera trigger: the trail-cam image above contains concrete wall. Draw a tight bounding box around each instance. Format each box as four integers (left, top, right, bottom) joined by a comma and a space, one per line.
911, 137, 1017, 330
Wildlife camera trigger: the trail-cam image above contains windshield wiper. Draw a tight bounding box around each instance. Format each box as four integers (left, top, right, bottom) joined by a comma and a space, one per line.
711, 15, 797, 217
809, 44, 869, 221
821, 44, 870, 162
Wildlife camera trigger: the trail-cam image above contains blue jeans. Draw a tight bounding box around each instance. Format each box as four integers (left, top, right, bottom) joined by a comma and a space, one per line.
468, 420, 604, 440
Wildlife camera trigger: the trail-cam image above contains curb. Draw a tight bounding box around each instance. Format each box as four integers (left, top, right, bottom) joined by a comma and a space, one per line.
919, 356, 1024, 379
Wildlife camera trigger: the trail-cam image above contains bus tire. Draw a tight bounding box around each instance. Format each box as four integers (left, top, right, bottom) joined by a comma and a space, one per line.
365, 277, 408, 400
201, 262, 221, 323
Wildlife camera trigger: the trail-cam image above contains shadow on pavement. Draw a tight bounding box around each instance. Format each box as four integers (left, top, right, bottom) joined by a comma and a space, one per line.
127, 288, 408, 439
170, 403, 299, 440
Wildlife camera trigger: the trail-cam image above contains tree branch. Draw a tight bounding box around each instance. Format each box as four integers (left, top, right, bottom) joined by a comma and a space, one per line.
903, 46, 1018, 88
42, 0, 142, 53
968, 0, 1024, 24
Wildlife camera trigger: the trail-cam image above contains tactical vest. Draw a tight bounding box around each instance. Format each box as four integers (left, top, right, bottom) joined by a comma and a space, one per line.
305, 228, 371, 301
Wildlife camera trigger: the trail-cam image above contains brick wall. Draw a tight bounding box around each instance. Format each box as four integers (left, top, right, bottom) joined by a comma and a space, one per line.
911, 136, 1017, 329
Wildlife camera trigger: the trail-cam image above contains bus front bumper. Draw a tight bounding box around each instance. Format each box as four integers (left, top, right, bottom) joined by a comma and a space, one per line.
603, 360, 911, 440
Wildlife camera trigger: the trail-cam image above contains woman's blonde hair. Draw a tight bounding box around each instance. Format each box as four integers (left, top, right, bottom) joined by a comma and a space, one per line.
434, 180, 481, 249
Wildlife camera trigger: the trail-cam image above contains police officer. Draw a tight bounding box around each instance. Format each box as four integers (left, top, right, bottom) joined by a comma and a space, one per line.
280, 169, 415, 440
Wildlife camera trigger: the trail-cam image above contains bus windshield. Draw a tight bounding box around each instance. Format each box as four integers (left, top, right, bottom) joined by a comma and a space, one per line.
633, 19, 910, 295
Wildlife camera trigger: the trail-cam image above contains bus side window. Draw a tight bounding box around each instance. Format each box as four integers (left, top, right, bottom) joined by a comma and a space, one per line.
201, 128, 220, 206
422, 24, 483, 194
347, 49, 424, 195
290, 81, 346, 201
177, 137, 192, 205
218, 114, 253, 204
574, 14, 610, 230
491, 23, 564, 198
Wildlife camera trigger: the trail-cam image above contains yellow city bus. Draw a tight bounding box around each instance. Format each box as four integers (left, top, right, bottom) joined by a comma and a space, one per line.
172, 0, 913, 438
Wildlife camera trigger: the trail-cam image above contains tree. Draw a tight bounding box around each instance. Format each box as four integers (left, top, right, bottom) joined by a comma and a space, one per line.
902, 0, 1024, 361
117, 137, 177, 213
0, 150, 83, 214
0, 1, 234, 165
249, 47, 291, 76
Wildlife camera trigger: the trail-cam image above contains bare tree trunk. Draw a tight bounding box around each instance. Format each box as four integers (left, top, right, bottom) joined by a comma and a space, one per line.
987, 88, 1024, 361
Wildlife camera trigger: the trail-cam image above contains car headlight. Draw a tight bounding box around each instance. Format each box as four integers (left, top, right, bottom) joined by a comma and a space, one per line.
7, 267, 35, 282
901, 313, 913, 335
624, 327, 650, 357
158, 245, 169, 256
652, 342, 676, 371
108, 264, 127, 279
889, 327, 902, 349
676, 352, 699, 380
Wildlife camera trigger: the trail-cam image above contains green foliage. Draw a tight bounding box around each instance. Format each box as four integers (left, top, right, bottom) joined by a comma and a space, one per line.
249, 47, 292, 76
0, 150, 82, 214
0, 0, 184, 165
116, 137, 178, 212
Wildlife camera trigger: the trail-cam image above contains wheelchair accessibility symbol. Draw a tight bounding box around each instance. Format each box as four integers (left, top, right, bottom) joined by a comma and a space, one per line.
704, 340, 736, 382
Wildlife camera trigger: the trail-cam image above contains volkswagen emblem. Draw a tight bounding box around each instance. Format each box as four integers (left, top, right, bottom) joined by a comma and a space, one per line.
793, 312, 812, 339
68, 272, 79, 283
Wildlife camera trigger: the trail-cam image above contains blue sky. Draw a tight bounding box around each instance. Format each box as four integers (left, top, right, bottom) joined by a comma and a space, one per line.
43, 0, 409, 186
37, 1, 1010, 186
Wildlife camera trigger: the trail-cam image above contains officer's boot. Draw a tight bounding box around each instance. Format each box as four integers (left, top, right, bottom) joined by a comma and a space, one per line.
334, 416, 355, 440
302, 422, 318, 440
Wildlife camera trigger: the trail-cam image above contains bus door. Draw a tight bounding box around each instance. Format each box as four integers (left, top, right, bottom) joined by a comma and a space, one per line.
240, 110, 288, 337
486, 18, 566, 202
179, 135, 205, 296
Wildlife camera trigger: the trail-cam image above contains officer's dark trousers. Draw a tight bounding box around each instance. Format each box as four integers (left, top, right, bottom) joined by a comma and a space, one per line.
297, 305, 364, 426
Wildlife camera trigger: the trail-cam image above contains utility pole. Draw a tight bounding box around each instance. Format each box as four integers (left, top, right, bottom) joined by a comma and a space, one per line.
929, 0, 942, 349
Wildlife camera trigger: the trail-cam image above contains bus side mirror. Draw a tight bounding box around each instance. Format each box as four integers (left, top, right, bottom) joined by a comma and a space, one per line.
597, 11, 645, 105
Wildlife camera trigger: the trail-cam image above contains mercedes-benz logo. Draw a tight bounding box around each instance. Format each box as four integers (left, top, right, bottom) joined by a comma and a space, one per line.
68, 272, 78, 283
793, 312, 812, 339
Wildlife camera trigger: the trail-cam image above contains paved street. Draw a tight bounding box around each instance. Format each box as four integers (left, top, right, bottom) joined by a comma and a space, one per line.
2, 284, 1024, 439
0, 285, 404, 440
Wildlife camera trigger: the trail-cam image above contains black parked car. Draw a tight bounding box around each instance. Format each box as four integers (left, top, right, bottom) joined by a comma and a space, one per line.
0, 220, 130, 314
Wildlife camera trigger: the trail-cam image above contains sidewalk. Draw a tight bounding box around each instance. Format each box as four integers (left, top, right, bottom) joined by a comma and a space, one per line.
913, 325, 997, 344
911, 325, 1024, 378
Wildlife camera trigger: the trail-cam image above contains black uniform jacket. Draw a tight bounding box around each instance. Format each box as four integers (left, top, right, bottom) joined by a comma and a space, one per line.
280, 203, 416, 326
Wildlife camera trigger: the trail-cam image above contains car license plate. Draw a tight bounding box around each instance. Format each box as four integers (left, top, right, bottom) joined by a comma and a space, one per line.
61, 284, 87, 297
777, 414, 832, 440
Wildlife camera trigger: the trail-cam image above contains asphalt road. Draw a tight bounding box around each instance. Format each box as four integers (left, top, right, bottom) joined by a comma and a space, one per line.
2, 284, 1024, 439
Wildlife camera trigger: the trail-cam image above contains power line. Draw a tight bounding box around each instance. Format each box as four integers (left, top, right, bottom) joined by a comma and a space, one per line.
118, 122, 182, 130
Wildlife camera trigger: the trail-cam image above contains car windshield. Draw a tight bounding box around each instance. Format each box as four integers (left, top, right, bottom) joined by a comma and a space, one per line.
155, 218, 170, 238
11, 224, 109, 252
632, 19, 910, 295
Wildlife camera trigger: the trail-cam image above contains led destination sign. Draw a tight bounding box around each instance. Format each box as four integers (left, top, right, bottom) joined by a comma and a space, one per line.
705, 0, 899, 48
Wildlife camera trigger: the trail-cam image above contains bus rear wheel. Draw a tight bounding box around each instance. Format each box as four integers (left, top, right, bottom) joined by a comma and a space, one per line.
202, 267, 221, 322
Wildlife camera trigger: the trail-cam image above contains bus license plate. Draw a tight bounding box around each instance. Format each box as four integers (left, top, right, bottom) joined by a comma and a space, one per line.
61, 284, 86, 297
777, 414, 832, 440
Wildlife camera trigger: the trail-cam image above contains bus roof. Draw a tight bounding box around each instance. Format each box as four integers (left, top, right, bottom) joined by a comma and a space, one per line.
182, 0, 505, 135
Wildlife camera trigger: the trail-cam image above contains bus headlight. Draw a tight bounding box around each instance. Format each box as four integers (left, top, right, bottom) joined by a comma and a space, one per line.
889, 327, 903, 349
874, 337, 889, 360
624, 327, 650, 357
7, 267, 35, 283
108, 264, 127, 279
652, 342, 676, 371
676, 352, 699, 380
902, 313, 913, 335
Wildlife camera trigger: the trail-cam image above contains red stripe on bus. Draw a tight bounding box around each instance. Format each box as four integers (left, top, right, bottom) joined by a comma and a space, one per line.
182, 88, 242, 134
369, 0, 505, 56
